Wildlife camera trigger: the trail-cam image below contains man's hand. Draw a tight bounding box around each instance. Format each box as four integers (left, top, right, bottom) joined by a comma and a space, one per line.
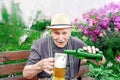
23, 58, 54, 79
37, 57, 54, 74
82, 46, 106, 65
83, 46, 99, 54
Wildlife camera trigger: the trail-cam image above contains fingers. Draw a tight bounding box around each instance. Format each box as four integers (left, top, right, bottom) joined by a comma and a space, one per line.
101, 56, 106, 64
48, 57, 55, 62
92, 56, 106, 66
44, 66, 54, 74
44, 68, 53, 74
83, 46, 87, 51
87, 46, 92, 53
39, 57, 54, 74
83, 46, 99, 53
95, 48, 99, 52
92, 46, 96, 54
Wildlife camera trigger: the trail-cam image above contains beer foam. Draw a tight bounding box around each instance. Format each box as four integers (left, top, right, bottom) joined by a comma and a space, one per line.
55, 53, 67, 68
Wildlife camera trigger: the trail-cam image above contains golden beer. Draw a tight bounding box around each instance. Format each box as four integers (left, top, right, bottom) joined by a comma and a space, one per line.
53, 53, 67, 80
53, 67, 66, 80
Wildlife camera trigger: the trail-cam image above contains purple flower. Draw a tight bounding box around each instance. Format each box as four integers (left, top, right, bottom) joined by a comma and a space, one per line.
88, 30, 94, 36
98, 8, 106, 16
99, 17, 110, 30
82, 13, 90, 21
75, 2, 120, 42
80, 26, 89, 35
116, 54, 120, 62
114, 16, 120, 31
88, 18, 98, 26
94, 29, 101, 36
91, 36, 98, 42
74, 18, 78, 23
103, 2, 120, 15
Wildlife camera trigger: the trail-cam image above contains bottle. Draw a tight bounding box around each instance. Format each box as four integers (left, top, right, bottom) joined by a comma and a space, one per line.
64, 48, 103, 61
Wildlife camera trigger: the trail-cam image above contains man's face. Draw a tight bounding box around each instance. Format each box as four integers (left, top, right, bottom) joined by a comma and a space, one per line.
51, 27, 72, 48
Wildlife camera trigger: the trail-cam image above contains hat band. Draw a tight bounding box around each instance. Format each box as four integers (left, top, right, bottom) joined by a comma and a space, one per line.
51, 24, 71, 26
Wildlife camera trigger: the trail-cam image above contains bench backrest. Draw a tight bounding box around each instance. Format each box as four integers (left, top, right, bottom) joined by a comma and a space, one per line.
0, 50, 38, 80
0, 50, 89, 80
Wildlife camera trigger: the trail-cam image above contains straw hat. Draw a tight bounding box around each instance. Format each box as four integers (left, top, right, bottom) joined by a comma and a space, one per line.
47, 13, 74, 28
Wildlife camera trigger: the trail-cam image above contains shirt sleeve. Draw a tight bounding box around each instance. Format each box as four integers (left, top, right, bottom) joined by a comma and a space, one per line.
26, 40, 42, 65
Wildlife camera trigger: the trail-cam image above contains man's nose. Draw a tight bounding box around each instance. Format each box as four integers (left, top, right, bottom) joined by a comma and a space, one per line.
59, 34, 64, 39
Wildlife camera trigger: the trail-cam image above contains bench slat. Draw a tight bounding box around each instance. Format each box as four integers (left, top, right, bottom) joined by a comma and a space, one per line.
0, 76, 38, 80
0, 50, 30, 62
0, 63, 26, 76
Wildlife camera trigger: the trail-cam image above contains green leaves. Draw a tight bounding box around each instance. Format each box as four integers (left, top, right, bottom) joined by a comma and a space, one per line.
0, 1, 41, 51
1, 4, 9, 23
31, 19, 51, 31
84, 64, 120, 80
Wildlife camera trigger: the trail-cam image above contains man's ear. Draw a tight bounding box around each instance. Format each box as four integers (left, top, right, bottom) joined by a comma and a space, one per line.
41, 29, 51, 38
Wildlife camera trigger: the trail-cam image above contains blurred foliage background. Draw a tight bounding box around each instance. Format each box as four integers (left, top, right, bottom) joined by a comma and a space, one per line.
0, 1, 50, 78
0, 1, 50, 52
0, 1, 77, 52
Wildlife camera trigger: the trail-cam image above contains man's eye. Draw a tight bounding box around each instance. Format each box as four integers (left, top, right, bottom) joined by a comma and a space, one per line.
63, 32, 67, 35
55, 32, 59, 35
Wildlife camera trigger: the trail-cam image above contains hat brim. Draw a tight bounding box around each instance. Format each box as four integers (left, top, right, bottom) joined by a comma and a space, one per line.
47, 25, 74, 28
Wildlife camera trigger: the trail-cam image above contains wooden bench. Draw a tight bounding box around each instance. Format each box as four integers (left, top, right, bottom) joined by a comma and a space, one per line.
0, 50, 89, 80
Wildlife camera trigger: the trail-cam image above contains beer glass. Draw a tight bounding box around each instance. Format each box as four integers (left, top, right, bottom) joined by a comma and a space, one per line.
53, 53, 67, 80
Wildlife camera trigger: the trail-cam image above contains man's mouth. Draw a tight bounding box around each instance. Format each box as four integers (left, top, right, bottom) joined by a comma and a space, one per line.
56, 40, 65, 43
57, 41, 64, 43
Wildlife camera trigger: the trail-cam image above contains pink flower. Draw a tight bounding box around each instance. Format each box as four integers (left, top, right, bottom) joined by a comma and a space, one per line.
116, 54, 120, 62
114, 16, 120, 31
74, 18, 78, 23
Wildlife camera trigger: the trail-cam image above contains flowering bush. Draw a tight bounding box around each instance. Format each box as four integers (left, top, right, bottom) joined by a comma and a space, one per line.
74, 2, 120, 61
74, 2, 120, 79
